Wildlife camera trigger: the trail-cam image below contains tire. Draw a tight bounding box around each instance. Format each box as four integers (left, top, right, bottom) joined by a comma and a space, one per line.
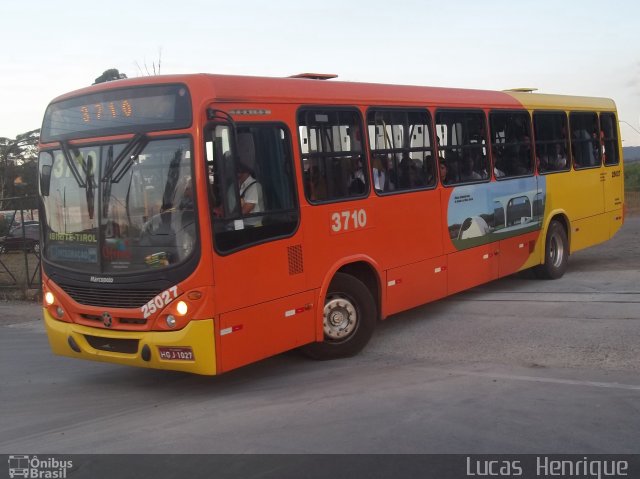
534, 220, 569, 279
302, 272, 377, 360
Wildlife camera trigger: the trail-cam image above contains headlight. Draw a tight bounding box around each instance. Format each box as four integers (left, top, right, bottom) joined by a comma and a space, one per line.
45, 291, 55, 305
176, 301, 188, 316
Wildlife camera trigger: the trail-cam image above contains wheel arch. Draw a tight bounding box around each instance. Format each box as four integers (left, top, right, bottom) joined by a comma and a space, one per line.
543, 210, 571, 257
315, 255, 383, 341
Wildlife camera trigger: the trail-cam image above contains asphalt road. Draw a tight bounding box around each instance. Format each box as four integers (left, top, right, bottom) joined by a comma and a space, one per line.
1, 218, 639, 454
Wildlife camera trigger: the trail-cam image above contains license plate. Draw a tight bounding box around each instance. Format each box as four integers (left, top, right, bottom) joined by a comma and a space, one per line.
158, 347, 194, 361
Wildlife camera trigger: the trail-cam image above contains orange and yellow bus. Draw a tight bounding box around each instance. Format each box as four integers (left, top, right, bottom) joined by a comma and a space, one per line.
39, 73, 624, 375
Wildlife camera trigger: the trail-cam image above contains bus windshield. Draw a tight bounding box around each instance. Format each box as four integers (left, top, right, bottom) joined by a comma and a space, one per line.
39, 137, 196, 274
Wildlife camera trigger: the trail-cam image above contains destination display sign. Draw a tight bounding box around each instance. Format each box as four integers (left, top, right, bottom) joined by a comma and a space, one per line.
41, 84, 192, 142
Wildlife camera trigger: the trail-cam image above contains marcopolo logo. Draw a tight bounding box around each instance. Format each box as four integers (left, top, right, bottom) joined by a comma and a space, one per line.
7, 455, 73, 479
90, 276, 114, 283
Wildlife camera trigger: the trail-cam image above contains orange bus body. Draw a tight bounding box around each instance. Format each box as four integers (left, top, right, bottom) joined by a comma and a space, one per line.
40, 74, 624, 375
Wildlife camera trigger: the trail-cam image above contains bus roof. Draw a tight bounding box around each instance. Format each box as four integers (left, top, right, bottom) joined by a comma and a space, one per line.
505, 90, 617, 112
48, 73, 617, 112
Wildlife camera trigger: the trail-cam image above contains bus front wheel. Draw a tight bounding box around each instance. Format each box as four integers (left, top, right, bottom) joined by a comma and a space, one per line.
535, 220, 569, 279
302, 272, 376, 360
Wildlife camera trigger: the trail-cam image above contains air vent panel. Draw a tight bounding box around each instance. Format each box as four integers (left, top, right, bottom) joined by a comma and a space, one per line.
287, 244, 304, 275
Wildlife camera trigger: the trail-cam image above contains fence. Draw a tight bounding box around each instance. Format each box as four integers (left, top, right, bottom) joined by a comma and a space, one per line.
0, 195, 41, 293
626, 190, 640, 215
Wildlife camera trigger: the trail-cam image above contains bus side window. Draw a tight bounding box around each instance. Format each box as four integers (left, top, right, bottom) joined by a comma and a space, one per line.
489, 110, 534, 178
298, 109, 369, 203
435, 110, 489, 185
533, 112, 570, 174
570, 112, 601, 169
366, 109, 436, 193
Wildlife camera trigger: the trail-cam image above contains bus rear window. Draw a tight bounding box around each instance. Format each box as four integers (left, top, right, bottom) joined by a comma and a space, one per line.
41, 84, 192, 142
600, 113, 619, 166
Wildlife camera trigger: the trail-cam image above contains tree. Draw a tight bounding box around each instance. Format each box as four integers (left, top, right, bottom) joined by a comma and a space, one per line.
135, 47, 163, 77
93, 68, 127, 85
0, 129, 40, 209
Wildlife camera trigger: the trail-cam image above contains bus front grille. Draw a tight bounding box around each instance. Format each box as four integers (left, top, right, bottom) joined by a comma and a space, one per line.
84, 335, 139, 354
58, 283, 162, 309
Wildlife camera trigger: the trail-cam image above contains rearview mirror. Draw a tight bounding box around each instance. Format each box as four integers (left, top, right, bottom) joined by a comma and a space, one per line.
40, 164, 52, 197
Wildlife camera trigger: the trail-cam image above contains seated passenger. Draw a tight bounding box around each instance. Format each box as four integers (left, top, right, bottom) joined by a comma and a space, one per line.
397, 155, 415, 189
439, 161, 449, 184
460, 155, 482, 182
348, 156, 366, 195
423, 155, 435, 185
552, 144, 567, 169
309, 165, 327, 201
372, 156, 387, 192
536, 155, 547, 173
573, 129, 596, 167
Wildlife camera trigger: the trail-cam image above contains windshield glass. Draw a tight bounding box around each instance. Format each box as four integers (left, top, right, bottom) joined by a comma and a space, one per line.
39, 137, 196, 273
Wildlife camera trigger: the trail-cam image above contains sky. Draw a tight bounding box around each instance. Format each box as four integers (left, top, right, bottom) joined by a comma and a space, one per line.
2, 0, 639, 146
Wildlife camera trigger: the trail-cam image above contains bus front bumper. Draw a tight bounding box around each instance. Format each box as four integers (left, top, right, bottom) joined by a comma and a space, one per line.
44, 309, 217, 375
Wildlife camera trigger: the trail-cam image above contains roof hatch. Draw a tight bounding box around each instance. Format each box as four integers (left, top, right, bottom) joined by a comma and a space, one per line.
288, 73, 338, 80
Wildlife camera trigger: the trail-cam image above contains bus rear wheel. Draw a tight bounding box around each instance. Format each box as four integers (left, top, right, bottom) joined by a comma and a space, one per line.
535, 220, 569, 279
302, 272, 376, 360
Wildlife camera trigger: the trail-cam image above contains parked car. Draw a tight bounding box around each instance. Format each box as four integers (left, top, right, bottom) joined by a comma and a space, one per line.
9, 220, 39, 232
0, 223, 40, 254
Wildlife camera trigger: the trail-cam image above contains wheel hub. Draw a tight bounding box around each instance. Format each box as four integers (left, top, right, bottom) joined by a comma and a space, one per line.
550, 234, 564, 267
323, 297, 357, 340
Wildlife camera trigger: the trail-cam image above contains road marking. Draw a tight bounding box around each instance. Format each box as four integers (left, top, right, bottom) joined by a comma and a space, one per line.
419, 367, 640, 391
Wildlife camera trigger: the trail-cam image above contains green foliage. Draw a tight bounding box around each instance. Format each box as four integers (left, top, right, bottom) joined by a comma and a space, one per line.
625, 162, 640, 192
0, 130, 40, 208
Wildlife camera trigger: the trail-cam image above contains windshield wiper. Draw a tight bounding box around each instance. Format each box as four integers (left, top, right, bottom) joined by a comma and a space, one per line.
102, 146, 114, 217
101, 133, 148, 217
60, 141, 87, 188
85, 154, 96, 219
101, 133, 148, 184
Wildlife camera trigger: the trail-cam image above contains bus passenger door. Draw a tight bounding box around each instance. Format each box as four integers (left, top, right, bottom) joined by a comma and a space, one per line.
206, 119, 316, 372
